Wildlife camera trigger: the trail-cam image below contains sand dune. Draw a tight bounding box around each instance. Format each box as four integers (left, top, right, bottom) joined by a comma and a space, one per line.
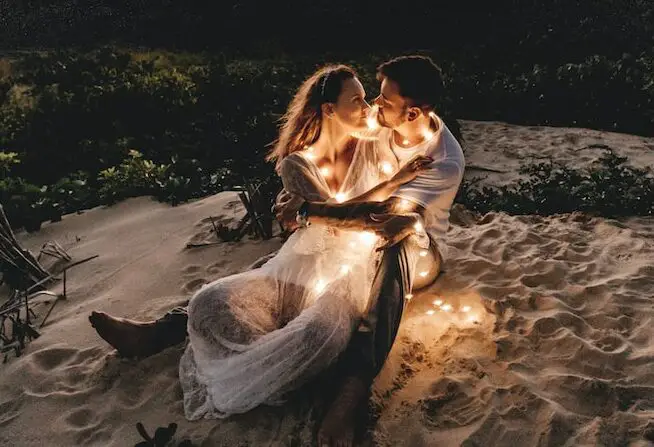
461, 120, 654, 187
1, 121, 653, 446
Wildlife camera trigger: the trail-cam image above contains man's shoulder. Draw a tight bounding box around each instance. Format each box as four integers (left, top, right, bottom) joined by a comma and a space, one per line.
437, 126, 465, 166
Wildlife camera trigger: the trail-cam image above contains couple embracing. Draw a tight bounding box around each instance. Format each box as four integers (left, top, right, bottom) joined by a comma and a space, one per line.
89, 55, 464, 446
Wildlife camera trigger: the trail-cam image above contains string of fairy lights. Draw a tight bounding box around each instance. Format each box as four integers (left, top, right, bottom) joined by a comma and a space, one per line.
300, 106, 481, 325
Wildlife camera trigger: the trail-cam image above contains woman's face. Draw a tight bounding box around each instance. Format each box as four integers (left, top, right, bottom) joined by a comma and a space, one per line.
331, 77, 370, 132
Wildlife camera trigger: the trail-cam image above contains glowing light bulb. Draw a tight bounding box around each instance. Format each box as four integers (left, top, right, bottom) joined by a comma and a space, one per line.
441, 304, 453, 312
419, 271, 428, 278
359, 231, 377, 246
340, 264, 351, 274
414, 221, 424, 233
314, 278, 327, 293
419, 250, 428, 257
397, 199, 413, 212
320, 167, 331, 177
334, 192, 347, 203
405, 293, 413, 301
462, 306, 472, 313
426, 309, 435, 315
433, 299, 443, 306
366, 105, 379, 130
380, 161, 393, 174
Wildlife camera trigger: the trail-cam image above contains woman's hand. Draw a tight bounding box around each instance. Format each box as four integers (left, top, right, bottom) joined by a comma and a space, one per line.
273, 189, 304, 231
390, 154, 433, 186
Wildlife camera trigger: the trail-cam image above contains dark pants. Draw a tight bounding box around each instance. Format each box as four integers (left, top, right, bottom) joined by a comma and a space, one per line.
339, 241, 413, 383
153, 239, 418, 385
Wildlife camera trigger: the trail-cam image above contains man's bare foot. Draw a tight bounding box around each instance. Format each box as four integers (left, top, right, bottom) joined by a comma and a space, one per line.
88, 311, 162, 358
317, 376, 367, 447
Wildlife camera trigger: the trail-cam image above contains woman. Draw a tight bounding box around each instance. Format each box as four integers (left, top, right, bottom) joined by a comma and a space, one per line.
179, 64, 428, 420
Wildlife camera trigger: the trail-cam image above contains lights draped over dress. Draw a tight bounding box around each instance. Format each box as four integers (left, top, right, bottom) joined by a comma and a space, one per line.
179, 141, 404, 420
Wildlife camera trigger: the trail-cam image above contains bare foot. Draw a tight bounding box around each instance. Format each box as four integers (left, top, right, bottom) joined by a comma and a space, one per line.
317, 376, 367, 447
88, 311, 162, 358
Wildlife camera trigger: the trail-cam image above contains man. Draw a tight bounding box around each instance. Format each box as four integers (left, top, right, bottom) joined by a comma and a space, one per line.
89, 55, 464, 446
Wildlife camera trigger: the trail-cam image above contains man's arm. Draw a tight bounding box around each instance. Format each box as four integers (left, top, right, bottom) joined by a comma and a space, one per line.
305, 199, 394, 231
306, 196, 425, 232
274, 190, 418, 233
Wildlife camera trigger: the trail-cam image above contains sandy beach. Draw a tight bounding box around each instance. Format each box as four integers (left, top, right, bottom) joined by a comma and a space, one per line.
1, 121, 653, 446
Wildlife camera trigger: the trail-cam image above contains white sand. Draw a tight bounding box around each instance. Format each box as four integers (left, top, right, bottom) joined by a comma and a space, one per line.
1, 121, 653, 446
461, 120, 654, 187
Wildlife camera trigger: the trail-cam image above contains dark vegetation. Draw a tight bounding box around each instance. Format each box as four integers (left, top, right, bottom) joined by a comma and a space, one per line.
0, 1, 652, 230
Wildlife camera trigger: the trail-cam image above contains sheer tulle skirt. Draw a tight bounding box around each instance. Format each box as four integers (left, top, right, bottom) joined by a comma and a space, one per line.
179, 226, 379, 420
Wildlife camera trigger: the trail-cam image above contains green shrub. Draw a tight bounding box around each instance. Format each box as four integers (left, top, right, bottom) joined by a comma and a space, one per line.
97, 150, 169, 204
457, 152, 654, 218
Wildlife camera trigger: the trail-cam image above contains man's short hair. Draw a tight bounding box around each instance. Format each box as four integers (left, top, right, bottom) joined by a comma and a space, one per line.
377, 55, 445, 112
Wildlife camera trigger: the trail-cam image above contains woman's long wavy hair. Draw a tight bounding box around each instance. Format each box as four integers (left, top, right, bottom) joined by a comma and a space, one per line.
267, 65, 356, 172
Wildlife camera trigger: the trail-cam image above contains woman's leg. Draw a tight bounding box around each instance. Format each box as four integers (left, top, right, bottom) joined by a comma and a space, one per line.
186, 272, 280, 357
88, 305, 190, 358
182, 274, 357, 418
89, 251, 277, 358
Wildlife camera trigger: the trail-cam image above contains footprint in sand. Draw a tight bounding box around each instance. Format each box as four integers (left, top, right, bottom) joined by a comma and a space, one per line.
421, 377, 489, 428
0, 396, 23, 427
63, 407, 97, 428
181, 277, 209, 293
182, 264, 202, 276
592, 334, 626, 353
206, 259, 229, 274
24, 346, 104, 397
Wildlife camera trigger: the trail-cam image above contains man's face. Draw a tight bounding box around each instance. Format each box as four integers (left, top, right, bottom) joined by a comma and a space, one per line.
373, 76, 408, 129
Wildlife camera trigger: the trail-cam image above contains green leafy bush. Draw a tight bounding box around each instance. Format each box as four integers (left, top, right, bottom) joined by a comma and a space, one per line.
98, 150, 169, 204
457, 152, 654, 218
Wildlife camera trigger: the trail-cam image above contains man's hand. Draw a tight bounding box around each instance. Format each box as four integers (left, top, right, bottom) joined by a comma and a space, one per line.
273, 189, 304, 231
368, 212, 421, 250
390, 154, 433, 186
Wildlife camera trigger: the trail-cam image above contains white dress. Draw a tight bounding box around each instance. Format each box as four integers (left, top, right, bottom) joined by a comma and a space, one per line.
179, 143, 399, 420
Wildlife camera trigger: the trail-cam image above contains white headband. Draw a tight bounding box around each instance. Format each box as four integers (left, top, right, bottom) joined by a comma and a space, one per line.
320, 72, 330, 97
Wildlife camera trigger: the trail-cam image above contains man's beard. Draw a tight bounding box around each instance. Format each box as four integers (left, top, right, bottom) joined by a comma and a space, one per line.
378, 110, 405, 130
377, 111, 394, 129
